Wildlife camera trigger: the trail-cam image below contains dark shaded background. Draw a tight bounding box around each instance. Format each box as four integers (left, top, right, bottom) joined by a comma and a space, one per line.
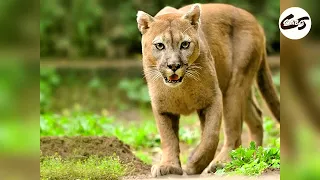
40, 0, 280, 59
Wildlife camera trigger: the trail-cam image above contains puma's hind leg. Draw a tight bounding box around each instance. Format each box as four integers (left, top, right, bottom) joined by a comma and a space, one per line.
244, 88, 263, 146
202, 28, 264, 174
203, 87, 263, 174
202, 75, 249, 174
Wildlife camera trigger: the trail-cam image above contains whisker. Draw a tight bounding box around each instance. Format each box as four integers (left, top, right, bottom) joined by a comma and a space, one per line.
188, 63, 202, 67
150, 71, 162, 82
151, 75, 158, 82
144, 69, 158, 74
187, 70, 200, 77
187, 66, 202, 70
186, 71, 199, 81
188, 70, 200, 77
143, 71, 157, 77
154, 75, 162, 82
143, 67, 163, 82
187, 67, 201, 76
188, 74, 199, 81
150, 75, 156, 82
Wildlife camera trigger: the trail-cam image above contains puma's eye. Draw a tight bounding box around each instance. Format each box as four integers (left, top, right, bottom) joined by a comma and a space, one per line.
155, 43, 165, 50
180, 41, 190, 49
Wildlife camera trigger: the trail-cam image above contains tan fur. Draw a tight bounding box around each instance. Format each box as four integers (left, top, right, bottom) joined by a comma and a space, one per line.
137, 3, 280, 177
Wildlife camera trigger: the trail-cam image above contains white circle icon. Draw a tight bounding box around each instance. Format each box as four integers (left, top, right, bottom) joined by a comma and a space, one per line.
279, 7, 311, 40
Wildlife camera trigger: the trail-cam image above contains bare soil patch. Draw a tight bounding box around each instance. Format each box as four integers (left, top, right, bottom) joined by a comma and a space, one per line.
40, 136, 151, 176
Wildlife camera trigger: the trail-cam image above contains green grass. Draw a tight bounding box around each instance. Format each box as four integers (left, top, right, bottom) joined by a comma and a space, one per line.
40, 113, 158, 149
40, 113, 200, 150
40, 155, 128, 180
216, 141, 280, 176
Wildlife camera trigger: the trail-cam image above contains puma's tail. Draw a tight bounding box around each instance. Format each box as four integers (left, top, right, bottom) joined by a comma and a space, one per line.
257, 51, 280, 122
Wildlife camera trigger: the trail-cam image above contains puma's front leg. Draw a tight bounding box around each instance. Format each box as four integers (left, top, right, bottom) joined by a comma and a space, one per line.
151, 110, 183, 177
185, 93, 223, 175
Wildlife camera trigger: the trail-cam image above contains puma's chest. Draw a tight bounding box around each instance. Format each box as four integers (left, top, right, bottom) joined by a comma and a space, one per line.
149, 80, 215, 115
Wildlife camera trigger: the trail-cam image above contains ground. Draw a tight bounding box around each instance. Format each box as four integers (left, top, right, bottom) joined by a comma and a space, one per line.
40, 98, 280, 179
40, 135, 279, 180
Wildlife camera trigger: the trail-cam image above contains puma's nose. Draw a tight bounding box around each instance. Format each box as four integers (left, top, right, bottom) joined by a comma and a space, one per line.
167, 63, 181, 72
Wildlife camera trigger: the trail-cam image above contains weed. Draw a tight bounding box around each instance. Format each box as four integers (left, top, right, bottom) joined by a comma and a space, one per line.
216, 141, 280, 176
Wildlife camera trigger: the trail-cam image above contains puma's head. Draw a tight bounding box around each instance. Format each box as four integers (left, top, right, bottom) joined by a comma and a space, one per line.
137, 4, 201, 87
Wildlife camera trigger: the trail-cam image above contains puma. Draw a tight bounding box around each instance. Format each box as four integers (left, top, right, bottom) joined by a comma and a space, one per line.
136, 3, 280, 177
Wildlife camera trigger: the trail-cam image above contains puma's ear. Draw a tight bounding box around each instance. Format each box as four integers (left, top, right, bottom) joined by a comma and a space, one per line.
182, 4, 201, 29
137, 11, 154, 34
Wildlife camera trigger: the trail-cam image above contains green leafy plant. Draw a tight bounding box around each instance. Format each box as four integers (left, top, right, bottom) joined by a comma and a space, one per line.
40, 113, 114, 136
40, 113, 200, 149
216, 141, 280, 175
40, 113, 158, 149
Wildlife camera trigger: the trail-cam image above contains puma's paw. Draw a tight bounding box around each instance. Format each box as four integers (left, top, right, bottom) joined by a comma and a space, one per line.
185, 165, 197, 175
185, 163, 204, 175
202, 150, 231, 174
151, 164, 183, 177
202, 161, 226, 174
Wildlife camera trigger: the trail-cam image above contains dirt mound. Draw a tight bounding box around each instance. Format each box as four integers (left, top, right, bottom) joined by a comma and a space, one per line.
40, 136, 151, 176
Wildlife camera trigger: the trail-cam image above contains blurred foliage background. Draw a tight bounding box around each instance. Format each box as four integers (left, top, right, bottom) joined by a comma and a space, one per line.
40, 0, 280, 59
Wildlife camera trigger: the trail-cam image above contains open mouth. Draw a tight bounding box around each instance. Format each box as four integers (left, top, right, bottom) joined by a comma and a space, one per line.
164, 74, 183, 84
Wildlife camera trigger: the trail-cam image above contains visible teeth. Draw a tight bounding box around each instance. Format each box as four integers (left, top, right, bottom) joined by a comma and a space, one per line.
165, 77, 183, 83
